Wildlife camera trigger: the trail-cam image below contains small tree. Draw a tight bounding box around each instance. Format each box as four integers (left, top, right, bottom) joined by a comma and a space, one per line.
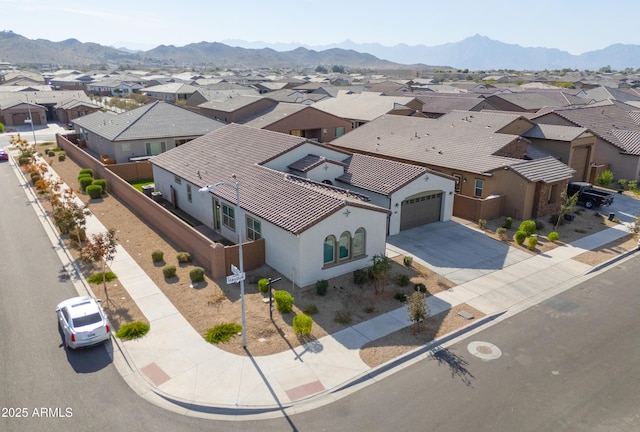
407, 291, 429, 334
370, 254, 393, 295
80, 229, 118, 303
555, 190, 579, 230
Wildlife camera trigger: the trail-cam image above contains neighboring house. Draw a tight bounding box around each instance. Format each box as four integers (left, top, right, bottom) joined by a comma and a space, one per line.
583, 85, 640, 104
483, 91, 578, 113
0, 90, 97, 126
142, 83, 199, 103
241, 104, 352, 142
197, 95, 276, 123
330, 112, 576, 221
522, 124, 596, 182
185, 85, 260, 107
86, 78, 145, 96
150, 124, 454, 287
71, 101, 225, 163
533, 100, 640, 182
415, 94, 498, 118
313, 91, 423, 129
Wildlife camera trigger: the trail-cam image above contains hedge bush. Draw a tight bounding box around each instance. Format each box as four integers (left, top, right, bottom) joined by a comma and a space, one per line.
162, 265, 176, 279
92, 178, 107, 192
503, 216, 513, 229
58, 152, 66, 161
547, 231, 559, 242
87, 271, 117, 284
514, 230, 527, 245
316, 279, 328, 296
258, 278, 269, 294
79, 176, 93, 191
176, 252, 192, 263
403, 255, 413, 267
86, 184, 103, 199
115, 321, 150, 340
527, 236, 538, 251
79, 168, 93, 177
519, 219, 537, 236
189, 267, 205, 283
396, 274, 410, 287
292, 313, 313, 336
274, 290, 294, 313
151, 249, 164, 262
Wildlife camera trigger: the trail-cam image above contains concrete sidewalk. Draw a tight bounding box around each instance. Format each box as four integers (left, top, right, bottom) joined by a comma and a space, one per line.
10, 151, 638, 420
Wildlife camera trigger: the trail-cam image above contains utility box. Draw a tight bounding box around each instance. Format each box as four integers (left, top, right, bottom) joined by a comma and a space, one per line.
142, 184, 155, 197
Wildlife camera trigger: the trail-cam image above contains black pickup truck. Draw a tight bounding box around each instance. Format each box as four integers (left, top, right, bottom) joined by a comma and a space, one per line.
567, 182, 614, 209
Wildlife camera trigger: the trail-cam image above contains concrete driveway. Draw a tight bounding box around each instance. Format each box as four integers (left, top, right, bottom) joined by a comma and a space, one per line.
598, 191, 640, 223
386, 221, 532, 285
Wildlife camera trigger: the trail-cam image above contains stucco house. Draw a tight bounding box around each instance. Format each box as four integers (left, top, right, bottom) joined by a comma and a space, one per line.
142, 82, 199, 103
0, 90, 98, 126
149, 123, 454, 287
330, 112, 576, 221
71, 100, 225, 163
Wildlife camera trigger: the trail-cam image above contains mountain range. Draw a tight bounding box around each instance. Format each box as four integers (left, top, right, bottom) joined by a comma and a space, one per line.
2, 31, 639, 71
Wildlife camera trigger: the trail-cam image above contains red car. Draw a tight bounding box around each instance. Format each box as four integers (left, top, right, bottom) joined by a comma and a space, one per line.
0, 148, 8, 161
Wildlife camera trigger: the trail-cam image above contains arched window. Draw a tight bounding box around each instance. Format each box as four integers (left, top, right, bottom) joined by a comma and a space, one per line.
338, 232, 351, 260
353, 228, 365, 257
323, 235, 336, 264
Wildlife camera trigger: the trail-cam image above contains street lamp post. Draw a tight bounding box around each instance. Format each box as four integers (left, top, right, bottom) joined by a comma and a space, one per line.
199, 175, 246, 348
25, 94, 37, 147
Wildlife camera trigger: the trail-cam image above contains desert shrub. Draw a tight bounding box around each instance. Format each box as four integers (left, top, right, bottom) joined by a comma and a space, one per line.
204, 322, 242, 344
258, 278, 270, 294
363, 305, 375, 313
414, 282, 427, 293
86, 184, 103, 199
79, 168, 93, 177
514, 230, 527, 245
30, 172, 41, 184
618, 179, 628, 190
58, 152, 66, 161
629, 180, 637, 192
47, 150, 55, 157
548, 231, 560, 242
115, 321, 150, 340
176, 252, 192, 263
394, 292, 407, 302
87, 271, 117, 284
478, 218, 487, 229
316, 279, 328, 296
334, 310, 352, 324
595, 169, 613, 187
503, 216, 513, 229
303, 304, 318, 315
162, 265, 176, 279
535, 220, 545, 231
496, 227, 508, 241
518, 219, 537, 236
18, 156, 32, 165
274, 290, 294, 313
189, 267, 205, 283
79, 176, 93, 191
151, 249, 164, 262
403, 255, 413, 267
292, 314, 313, 336
0, 122, 4, 133
353, 268, 369, 285
527, 236, 538, 251
92, 178, 107, 192
396, 274, 410, 287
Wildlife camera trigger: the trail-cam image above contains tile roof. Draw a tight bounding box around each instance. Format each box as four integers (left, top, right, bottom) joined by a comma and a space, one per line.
337, 154, 428, 195
313, 91, 418, 121
507, 156, 575, 183
150, 124, 388, 235
415, 95, 488, 114
198, 95, 265, 112
241, 103, 306, 127
142, 82, 199, 94
523, 124, 590, 141
288, 154, 346, 173
330, 112, 529, 175
72, 100, 225, 141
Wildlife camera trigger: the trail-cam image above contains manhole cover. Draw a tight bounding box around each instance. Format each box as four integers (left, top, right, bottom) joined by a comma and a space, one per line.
468, 341, 502, 360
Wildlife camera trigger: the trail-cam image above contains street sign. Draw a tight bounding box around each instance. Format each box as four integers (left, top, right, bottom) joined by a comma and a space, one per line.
226, 272, 246, 284
231, 264, 241, 275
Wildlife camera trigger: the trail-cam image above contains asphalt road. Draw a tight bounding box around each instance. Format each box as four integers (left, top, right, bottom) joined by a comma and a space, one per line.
1, 157, 639, 432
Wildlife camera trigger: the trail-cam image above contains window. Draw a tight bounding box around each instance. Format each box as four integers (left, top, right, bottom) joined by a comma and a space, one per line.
174, 175, 182, 185
474, 179, 484, 197
246, 216, 261, 240
339, 232, 351, 260
353, 228, 365, 257
324, 235, 336, 264
453, 174, 462, 193
335, 127, 346, 137
145, 141, 166, 155
222, 204, 236, 231
121, 142, 131, 152
186, 184, 192, 203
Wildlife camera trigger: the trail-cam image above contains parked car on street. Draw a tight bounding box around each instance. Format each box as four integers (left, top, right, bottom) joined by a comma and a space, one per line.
55, 296, 111, 349
0, 147, 8, 161
567, 181, 614, 209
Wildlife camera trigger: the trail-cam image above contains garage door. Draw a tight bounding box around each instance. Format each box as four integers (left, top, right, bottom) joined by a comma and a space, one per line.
400, 192, 442, 231
571, 145, 590, 182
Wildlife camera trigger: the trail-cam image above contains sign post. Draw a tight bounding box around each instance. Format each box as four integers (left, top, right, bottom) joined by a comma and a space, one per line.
268, 277, 282, 321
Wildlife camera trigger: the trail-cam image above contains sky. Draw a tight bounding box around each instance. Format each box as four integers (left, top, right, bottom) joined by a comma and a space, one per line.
3, 0, 639, 55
